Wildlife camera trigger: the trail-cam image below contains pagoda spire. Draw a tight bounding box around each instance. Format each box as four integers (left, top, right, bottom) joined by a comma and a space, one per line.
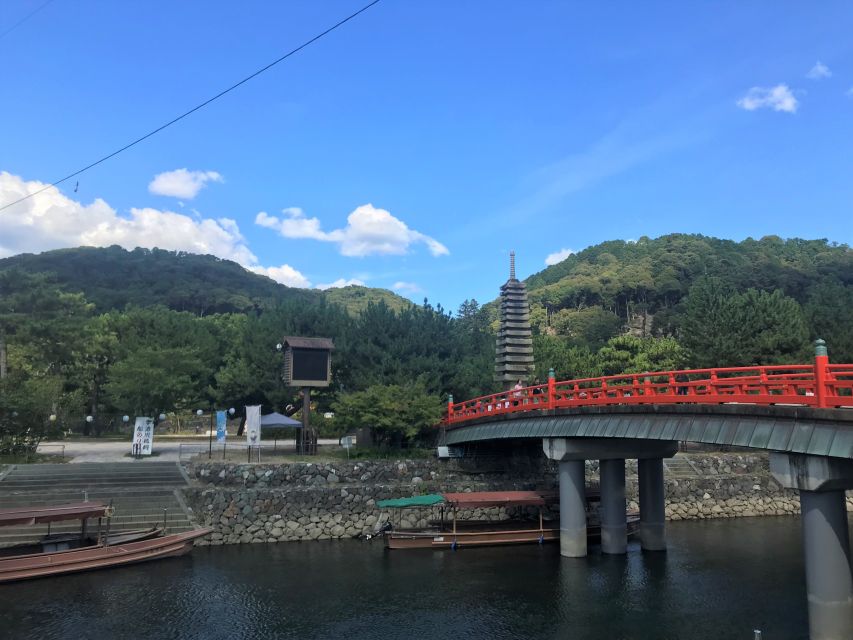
494, 251, 534, 389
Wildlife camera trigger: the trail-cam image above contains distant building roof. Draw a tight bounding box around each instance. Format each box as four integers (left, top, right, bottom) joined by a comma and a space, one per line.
281, 337, 335, 350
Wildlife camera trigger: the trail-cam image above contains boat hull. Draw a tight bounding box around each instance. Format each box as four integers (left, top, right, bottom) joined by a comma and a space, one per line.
385, 517, 639, 550
0, 527, 166, 560
0, 528, 211, 583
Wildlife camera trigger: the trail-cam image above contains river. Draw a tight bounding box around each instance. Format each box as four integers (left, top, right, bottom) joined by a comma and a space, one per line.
2, 515, 846, 640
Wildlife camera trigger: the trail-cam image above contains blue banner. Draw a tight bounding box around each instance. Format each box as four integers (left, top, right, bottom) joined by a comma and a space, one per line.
216, 410, 227, 443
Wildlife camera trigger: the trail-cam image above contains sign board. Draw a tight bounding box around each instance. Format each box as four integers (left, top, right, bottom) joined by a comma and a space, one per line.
281, 337, 334, 388
216, 410, 227, 443
132, 417, 154, 456
340, 435, 356, 449
245, 405, 261, 446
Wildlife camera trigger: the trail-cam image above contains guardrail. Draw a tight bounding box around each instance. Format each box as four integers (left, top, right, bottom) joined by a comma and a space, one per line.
447, 352, 853, 426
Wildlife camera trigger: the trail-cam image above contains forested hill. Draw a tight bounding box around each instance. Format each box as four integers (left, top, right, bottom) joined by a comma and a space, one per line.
0, 246, 411, 316
525, 234, 851, 314
503, 234, 852, 365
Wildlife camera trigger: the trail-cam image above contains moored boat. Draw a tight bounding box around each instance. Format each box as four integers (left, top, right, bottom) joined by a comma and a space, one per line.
0, 502, 211, 582
0, 528, 211, 583
378, 491, 639, 550
0, 502, 163, 556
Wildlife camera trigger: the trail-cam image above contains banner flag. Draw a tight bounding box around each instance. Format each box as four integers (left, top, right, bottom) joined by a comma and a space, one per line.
245, 405, 261, 446
216, 410, 227, 443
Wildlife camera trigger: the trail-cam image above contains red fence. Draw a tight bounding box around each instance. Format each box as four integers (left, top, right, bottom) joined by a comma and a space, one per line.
446, 359, 853, 426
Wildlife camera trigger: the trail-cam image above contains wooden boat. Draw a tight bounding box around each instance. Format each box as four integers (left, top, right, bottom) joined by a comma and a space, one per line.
0, 502, 211, 582
1, 526, 165, 558
379, 491, 639, 550
0, 502, 164, 555
0, 528, 211, 583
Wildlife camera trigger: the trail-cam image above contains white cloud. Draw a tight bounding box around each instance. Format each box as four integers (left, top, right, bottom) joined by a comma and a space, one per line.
148, 168, 223, 199
806, 62, 831, 80
737, 84, 799, 113
255, 203, 449, 257
256, 208, 339, 242
544, 248, 575, 266
392, 281, 422, 293
315, 278, 366, 290
0, 171, 318, 292
248, 264, 311, 288
0, 172, 256, 265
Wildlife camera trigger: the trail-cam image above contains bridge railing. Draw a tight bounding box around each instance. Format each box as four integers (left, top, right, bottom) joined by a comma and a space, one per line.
446, 355, 853, 426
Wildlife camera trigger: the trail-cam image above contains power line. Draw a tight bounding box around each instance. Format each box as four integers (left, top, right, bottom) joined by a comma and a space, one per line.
0, 0, 382, 213
0, 0, 57, 42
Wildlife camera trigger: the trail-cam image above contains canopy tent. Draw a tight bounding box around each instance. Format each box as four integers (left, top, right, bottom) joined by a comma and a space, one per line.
376, 491, 547, 511
376, 495, 446, 509
260, 412, 302, 428
0, 503, 108, 527
442, 491, 545, 509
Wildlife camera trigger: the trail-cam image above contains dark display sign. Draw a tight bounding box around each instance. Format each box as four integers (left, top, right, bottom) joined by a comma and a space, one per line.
292, 348, 328, 382
281, 337, 333, 388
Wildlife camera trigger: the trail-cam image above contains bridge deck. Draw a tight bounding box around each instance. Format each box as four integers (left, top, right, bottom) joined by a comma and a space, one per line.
444, 404, 853, 459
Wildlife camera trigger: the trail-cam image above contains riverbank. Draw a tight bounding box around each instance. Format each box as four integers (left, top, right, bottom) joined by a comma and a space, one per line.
182, 452, 853, 545
184, 458, 540, 545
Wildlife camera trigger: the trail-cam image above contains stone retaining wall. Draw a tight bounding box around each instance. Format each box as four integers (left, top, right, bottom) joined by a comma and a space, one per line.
182, 454, 852, 545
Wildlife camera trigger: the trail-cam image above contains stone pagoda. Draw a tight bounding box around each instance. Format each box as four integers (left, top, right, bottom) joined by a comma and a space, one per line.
494, 251, 534, 389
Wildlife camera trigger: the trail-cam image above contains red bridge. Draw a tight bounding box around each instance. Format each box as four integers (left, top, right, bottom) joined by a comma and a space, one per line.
441, 341, 853, 637
447, 353, 853, 425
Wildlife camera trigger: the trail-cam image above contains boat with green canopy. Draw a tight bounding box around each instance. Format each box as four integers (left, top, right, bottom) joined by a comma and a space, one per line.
376, 491, 638, 550
375, 495, 446, 509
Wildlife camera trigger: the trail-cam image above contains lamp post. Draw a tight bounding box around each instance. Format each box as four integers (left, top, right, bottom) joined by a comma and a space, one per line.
225, 407, 235, 459
197, 409, 213, 459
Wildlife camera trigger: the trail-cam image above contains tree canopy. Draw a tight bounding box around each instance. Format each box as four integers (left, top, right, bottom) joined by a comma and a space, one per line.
0, 234, 849, 451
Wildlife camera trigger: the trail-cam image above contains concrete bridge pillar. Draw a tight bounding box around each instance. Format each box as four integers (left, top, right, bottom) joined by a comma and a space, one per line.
544, 439, 588, 557
558, 460, 588, 557
600, 458, 627, 554
545, 437, 677, 557
638, 458, 666, 551
771, 452, 853, 640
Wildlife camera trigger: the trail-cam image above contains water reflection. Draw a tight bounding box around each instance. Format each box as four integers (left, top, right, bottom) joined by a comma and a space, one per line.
0, 516, 841, 640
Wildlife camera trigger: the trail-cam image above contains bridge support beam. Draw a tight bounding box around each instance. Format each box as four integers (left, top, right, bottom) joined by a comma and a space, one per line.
558, 460, 588, 557
771, 453, 853, 640
600, 458, 627, 555
638, 458, 666, 551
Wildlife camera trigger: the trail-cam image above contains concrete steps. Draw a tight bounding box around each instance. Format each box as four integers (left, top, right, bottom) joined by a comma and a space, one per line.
0, 462, 194, 547
664, 455, 699, 477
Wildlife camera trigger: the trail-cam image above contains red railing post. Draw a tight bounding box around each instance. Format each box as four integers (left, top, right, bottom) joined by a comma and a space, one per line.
814, 339, 828, 408
447, 394, 454, 422
548, 367, 556, 409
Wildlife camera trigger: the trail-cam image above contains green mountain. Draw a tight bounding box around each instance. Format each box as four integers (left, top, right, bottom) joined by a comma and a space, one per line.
486, 234, 852, 366
323, 285, 412, 315
0, 246, 411, 316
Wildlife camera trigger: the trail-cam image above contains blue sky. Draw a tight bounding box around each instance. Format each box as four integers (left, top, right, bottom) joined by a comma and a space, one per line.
1, 1, 851, 312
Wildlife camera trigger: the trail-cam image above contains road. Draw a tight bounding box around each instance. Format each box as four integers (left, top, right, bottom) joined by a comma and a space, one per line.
37, 438, 342, 463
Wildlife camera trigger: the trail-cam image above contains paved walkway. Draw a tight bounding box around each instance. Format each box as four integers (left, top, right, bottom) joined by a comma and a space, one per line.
37, 438, 341, 463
